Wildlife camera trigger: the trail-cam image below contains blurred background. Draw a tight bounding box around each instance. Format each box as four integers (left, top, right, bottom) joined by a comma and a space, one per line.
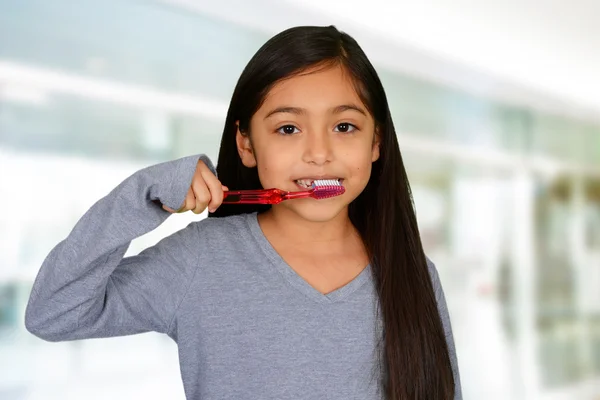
1, 0, 599, 399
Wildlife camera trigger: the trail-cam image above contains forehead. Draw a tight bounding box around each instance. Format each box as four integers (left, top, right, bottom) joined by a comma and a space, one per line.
260, 65, 365, 111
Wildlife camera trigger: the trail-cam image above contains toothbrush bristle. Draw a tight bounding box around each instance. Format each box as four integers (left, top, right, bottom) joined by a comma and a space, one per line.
311, 179, 345, 199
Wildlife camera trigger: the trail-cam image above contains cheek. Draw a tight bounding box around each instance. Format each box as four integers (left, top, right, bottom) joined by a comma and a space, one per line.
346, 146, 374, 178
352, 161, 372, 181
255, 146, 295, 185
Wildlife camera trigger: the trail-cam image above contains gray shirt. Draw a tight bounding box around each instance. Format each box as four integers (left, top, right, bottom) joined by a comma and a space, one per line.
25, 154, 462, 399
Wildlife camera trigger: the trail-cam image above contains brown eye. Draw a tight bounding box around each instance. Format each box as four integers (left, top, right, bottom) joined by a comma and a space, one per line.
277, 125, 299, 135
334, 123, 357, 133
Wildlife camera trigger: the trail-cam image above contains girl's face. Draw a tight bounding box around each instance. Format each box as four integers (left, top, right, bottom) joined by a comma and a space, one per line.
236, 64, 380, 222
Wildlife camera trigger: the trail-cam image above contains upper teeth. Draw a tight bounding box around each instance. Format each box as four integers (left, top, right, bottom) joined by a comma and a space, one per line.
295, 179, 313, 188
295, 179, 341, 188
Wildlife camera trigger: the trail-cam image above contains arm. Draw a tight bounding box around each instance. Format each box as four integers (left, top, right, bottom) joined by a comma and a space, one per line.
24, 154, 214, 342
427, 258, 463, 400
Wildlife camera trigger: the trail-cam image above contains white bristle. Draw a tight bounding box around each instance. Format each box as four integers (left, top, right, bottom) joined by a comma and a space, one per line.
307, 178, 344, 199
312, 179, 341, 187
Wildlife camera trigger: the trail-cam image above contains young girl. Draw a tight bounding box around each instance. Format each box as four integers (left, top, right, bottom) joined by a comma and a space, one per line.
25, 26, 462, 399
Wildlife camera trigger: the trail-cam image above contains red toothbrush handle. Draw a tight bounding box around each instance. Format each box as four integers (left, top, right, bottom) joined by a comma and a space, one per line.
222, 188, 301, 204
221, 183, 342, 205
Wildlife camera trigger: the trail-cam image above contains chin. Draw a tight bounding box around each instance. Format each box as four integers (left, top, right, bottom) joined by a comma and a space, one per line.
282, 198, 349, 222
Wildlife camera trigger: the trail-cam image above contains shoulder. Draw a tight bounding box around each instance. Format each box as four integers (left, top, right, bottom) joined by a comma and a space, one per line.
192, 212, 253, 239
425, 255, 442, 292
188, 213, 259, 274
425, 255, 439, 278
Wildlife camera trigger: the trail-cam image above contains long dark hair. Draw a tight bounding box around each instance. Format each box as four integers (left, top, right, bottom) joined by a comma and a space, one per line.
210, 25, 454, 399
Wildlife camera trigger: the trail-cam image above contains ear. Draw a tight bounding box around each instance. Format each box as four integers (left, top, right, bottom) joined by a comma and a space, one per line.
371, 128, 381, 162
235, 121, 257, 168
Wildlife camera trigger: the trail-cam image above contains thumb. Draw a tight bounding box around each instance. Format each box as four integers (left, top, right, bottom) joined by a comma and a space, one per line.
162, 204, 176, 213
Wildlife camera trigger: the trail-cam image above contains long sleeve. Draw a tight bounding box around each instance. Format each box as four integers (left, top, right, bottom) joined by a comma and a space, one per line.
24, 154, 215, 342
427, 258, 463, 400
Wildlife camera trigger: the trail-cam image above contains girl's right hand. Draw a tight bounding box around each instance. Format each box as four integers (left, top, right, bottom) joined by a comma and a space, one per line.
162, 159, 228, 214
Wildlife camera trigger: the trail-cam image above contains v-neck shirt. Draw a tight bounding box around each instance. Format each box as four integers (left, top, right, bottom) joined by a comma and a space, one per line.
25, 153, 463, 399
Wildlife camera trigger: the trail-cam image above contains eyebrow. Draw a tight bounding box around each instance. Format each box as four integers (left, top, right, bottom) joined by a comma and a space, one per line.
331, 104, 367, 116
264, 103, 367, 120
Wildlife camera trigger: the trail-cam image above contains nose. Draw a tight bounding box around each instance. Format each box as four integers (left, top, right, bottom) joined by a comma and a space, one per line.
301, 129, 333, 165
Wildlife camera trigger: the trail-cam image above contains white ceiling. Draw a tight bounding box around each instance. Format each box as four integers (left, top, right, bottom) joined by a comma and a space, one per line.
288, 0, 600, 120
162, 0, 600, 122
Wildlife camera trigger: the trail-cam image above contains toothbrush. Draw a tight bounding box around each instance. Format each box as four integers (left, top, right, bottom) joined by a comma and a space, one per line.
222, 179, 345, 205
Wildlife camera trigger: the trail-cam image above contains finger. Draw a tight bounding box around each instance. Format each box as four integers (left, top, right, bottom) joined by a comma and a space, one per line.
162, 204, 176, 213
178, 188, 196, 213
191, 178, 211, 214
197, 161, 225, 212
202, 176, 224, 214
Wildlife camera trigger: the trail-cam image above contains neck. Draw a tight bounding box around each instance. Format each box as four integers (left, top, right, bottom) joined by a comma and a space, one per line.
258, 206, 358, 255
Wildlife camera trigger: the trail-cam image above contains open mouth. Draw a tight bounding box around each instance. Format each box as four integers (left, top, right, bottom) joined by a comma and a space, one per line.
294, 178, 343, 189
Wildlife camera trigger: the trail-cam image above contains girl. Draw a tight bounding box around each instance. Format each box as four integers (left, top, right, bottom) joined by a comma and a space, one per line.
25, 26, 462, 399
